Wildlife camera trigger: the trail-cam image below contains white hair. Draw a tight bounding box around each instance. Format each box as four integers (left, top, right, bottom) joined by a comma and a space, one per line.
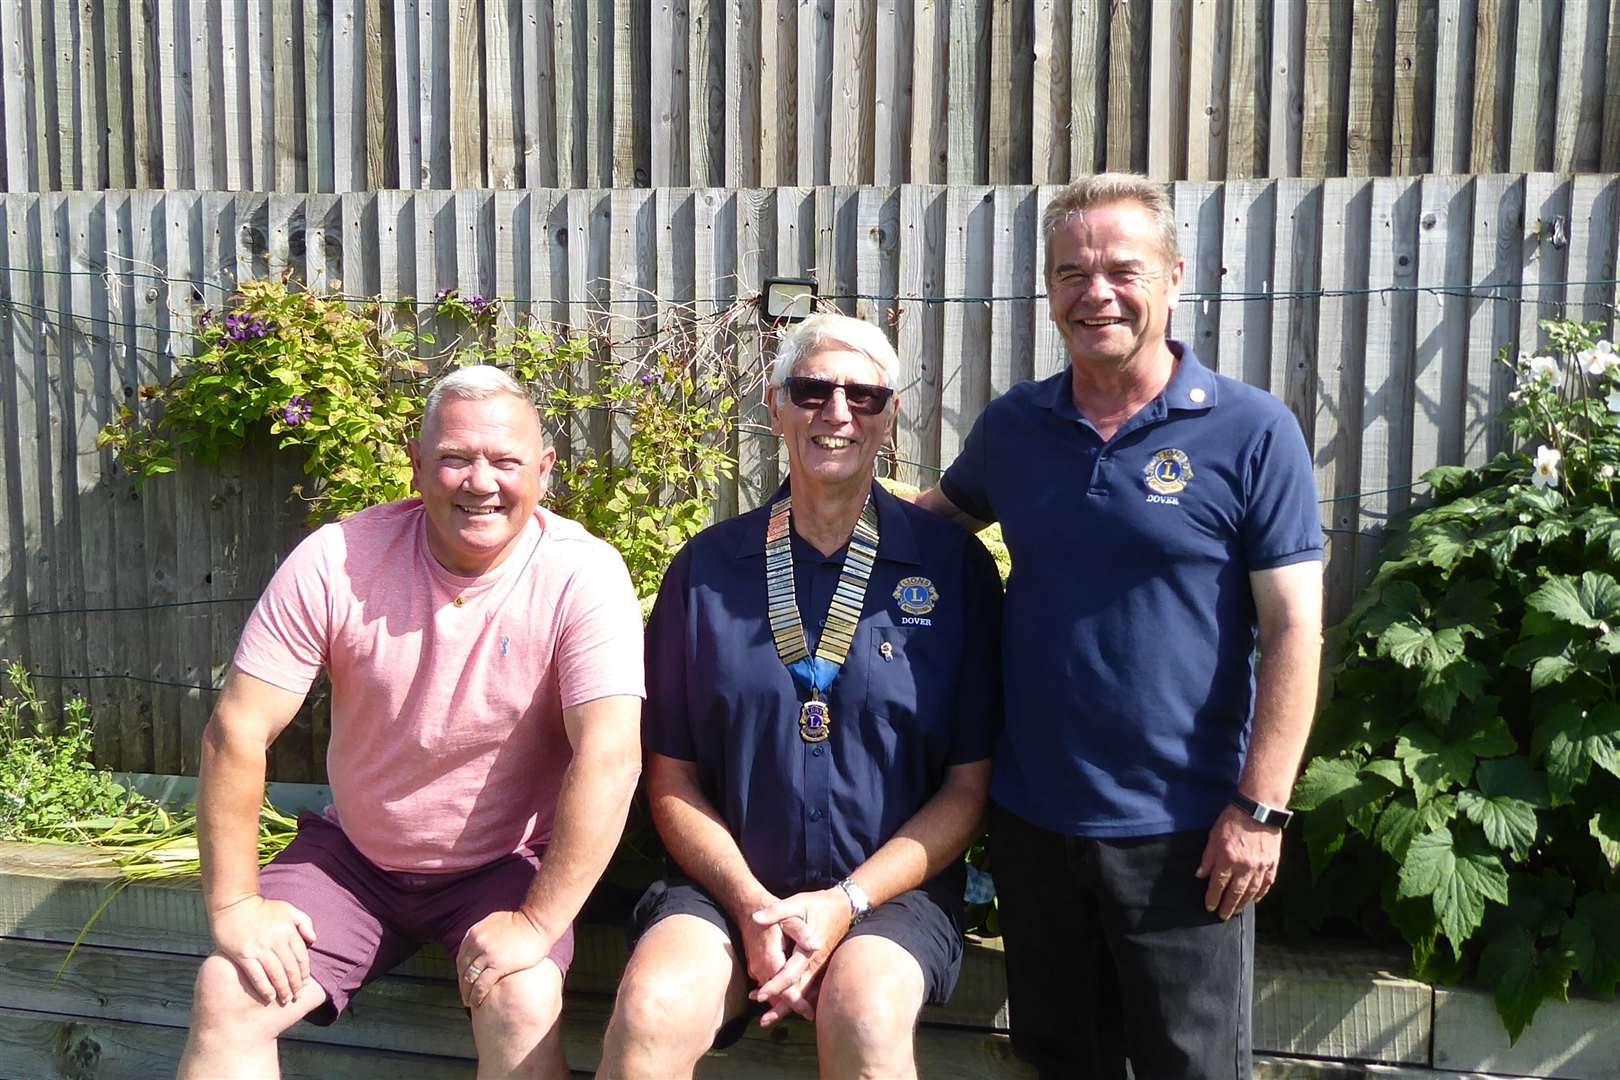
420, 365, 542, 441
769, 313, 899, 390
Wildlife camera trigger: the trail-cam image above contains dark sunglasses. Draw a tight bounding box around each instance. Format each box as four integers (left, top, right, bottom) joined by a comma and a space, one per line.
782, 376, 895, 415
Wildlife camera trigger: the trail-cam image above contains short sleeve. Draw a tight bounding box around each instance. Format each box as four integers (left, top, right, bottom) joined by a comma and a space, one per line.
1242, 414, 1324, 570
642, 544, 695, 761
939, 410, 998, 525
947, 537, 1003, 765
231, 528, 334, 694
553, 543, 648, 709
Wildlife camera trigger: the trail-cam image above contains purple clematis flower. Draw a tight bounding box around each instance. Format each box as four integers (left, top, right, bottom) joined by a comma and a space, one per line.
282, 396, 313, 426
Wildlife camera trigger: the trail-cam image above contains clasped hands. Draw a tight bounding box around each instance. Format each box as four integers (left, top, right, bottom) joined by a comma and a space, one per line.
742, 887, 856, 1027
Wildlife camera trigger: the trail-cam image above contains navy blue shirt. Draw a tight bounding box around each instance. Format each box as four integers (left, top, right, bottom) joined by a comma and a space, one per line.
940, 343, 1322, 838
644, 481, 1002, 905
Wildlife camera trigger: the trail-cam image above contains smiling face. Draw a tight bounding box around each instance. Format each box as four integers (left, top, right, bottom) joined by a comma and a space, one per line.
767, 346, 896, 499
1045, 199, 1184, 374
408, 393, 556, 577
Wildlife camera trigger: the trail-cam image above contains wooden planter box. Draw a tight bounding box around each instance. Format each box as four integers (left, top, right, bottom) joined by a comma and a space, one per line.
2, 837, 1615, 1079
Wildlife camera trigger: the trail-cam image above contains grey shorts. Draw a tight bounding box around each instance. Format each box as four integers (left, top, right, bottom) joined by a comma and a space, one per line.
629, 876, 964, 1047
258, 813, 575, 1025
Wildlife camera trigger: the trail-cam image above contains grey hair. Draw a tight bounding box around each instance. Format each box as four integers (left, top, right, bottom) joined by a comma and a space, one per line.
420, 365, 542, 440
769, 313, 899, 390
1041, 172, 1179, 268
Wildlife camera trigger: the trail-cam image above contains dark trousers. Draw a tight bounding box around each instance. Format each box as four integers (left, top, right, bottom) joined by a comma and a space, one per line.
987, 801, 1253, 1080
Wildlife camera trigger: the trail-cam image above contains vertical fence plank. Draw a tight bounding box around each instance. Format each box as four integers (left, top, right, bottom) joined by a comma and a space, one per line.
1554, 0, 1607, 172
102, 190, 153, 769
796, 0, 832, 186
1031, 184, 1063, 379
219, 0, 247, 190
1271, 0, 1308, 177
1519, 173, 1569, 357
1068, 0, 1105, 177
26, 0, 54, 190
484, 0, 517, 189
0, 0, 38, 191
1226, 0, 1265, 180
245, 0, 271, 190
1146, 0, 1185, 182
908, 0, 946, 184
725, 0, 759, 187
272, 0, 300, 189
1604, 0, 1620, 172
1410, 174, 1473, 479
651, 0, 688, 187
364, 0, 394, 188
873, 0, 912, 185
895, 183, 943, 484
1358, 177, 1420, 589
584, 1, 611, 189
552, 0, 580, 187
75, 0, 103, 188
1220, 178, 1275, 390
7, 194, 65, 718
1346, 0, 1392, 176
0, 199, 24, 672
690, 0, 723, 187
617, 0, 651, 187
987, 185, 1035, 398
1104, 0, 1147, 171
1469, 0, 1511, 173
1267, 176, 1322, 442
1463, 173, 1524, 464
1313, 177, 1371, 624
734, 186, 774, 509
1389, 0, 1427, 175
1301, 0, 1348, 177
830, 0, 874, 186
1430, 0, 1473, 175
1568, 174, 1619, 336
1506, 0, 1550, 173
938, 185, 990, 467
1031, 0, 1068, 184
1174, 181, 1224, 372
423, 0, 451, 189
38, 192, 86, 725
49, 2, 74, 189
187, 0, 217, 190
1185, 0, 1228, 182
447, 0, 482, 187
946, 0, 986, 184
758, 0, 793, 187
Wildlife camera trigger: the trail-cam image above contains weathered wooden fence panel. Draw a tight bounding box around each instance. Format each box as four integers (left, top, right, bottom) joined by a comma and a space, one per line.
7, 1, 1620, 192
0, 176, 1614, 779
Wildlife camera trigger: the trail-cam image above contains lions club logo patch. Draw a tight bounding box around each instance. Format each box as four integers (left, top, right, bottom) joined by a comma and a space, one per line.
1144, 448, 1194, 496
893, 576, 939, 616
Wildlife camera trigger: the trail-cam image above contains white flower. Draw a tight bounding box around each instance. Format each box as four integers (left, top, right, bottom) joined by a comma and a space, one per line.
1603, 465, 1616, 479
1581, 340, 1620, 377
1607, 391, 1620, 414
1532, 445, 1561, 488
1524, 353, 1561, 383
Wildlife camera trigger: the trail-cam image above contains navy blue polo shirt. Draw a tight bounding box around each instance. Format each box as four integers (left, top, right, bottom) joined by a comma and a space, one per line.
940, 341, 1321, 838
643, 480, 1002, 906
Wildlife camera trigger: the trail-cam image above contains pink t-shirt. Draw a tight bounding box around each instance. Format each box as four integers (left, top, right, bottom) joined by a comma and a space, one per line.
233, 499, 645, 872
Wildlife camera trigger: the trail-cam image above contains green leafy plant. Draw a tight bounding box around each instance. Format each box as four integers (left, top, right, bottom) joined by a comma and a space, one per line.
97, 281, 741, 599
0, 663, 148, 842
1292, 319, 1620, 1039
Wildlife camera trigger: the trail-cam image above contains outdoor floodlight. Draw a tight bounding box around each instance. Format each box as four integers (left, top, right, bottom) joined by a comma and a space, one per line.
761, 276, 817, 322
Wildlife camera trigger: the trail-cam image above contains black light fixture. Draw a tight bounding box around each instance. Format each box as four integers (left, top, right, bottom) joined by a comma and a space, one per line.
760, 276, 817, 323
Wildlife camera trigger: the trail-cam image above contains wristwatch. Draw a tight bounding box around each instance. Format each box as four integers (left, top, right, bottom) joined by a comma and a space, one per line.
1231, 792, 1294, 830
836, 877, 872, 923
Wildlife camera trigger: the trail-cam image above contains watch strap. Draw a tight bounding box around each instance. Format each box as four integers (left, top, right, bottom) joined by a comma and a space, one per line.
1231, 792, 1294, 830
836, 878, 871, 922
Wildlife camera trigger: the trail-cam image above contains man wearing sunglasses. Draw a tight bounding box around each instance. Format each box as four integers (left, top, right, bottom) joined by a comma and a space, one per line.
599, 313, 1003, 1079
915, 174, 1324, 1079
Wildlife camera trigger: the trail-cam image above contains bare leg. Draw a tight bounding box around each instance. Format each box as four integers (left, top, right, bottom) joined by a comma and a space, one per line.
814, 935, 927, 1080
178, 953, 328, 1080
470, 958, 569, 1079
598, 915, 748, 1080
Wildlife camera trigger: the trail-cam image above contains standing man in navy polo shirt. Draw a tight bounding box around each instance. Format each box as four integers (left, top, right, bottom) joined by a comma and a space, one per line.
598, 313, 1002, 1079
917, 173, 1324, 1078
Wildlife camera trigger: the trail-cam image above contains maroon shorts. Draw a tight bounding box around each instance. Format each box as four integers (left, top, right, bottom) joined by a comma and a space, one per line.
258, 813, 575, 1025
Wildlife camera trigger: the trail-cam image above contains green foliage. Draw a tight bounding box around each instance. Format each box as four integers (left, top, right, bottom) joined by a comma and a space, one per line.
0, 663, 148, 842
1292, 320, 1620, 1041
97, 282, 739, 599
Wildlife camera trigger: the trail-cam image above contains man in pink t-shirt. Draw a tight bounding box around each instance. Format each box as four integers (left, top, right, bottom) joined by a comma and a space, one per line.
179, 366, 645, 1080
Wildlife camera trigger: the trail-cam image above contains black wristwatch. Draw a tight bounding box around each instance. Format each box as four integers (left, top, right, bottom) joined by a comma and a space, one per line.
1231, 792, 1294, 830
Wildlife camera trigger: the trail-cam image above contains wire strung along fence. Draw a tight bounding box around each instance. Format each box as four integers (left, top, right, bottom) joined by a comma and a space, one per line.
0, 174, 1615, 781
4, 0, 1620, 193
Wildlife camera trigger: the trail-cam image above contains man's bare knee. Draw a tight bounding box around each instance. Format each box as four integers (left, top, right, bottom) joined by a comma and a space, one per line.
189, 953, 323, 1044
478, 963, 564, 1035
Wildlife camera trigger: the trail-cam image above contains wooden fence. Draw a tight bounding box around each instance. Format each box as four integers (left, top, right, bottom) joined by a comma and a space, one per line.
0, 174, 1616, 780
5, 0, 1620, 193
